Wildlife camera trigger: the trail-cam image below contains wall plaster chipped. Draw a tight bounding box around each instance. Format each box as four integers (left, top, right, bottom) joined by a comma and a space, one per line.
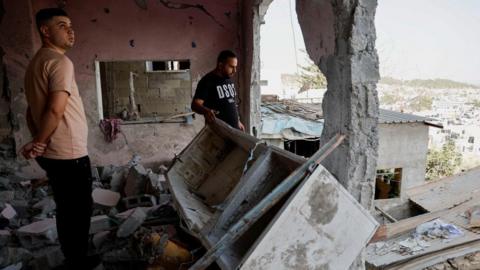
295, 1, 380, 269
158, 0, 225, 28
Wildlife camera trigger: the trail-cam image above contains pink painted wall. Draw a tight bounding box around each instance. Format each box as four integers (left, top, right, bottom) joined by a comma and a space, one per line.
1, 0, 247, 170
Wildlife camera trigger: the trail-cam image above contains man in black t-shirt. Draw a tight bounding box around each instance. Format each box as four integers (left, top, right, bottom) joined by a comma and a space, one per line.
191, 50, 245, 131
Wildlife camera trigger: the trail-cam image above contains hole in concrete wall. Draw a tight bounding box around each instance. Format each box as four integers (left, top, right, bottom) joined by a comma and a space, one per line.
284, 138, 320, 158
375, 168, 402, 199
260, 0, 327, 103
96, 60, 192, 122
146, 60, 190, 72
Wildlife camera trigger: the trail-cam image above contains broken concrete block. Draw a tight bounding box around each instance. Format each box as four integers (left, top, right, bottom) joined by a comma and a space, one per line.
158, 194, 171, 205
92, 231, 110, 250
100, 164, 118, 181
122, 194, 157, 209
0, 176, 10, 188
17, 218, 57, 249
32, 197, 56, 217
147, 171, 165, 192
90, 215, 114, 234
128, 154, 142, 167
1, 262, 23, 270
32, 187, 48, 199
9, 200, 28, 219
124, 164, 148, 197
92, 188, 121, 207
116, 207, 147, 238
0, 247, 32, 268
0, 230, 11, 246
0, 191, 14, 203
29, 246, 64, 270
1, 204, 16, 220
19, 180, 31, 187
110, 169, 126, 193
91, 166, 100, 181
158, 164, 169, 174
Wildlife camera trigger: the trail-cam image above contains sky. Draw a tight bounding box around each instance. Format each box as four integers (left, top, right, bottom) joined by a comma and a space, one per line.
260, 0, 480, 86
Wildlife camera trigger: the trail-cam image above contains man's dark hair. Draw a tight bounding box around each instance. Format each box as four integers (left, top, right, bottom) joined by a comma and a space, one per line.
35, 8, 69, 32
217, 50, 237, 64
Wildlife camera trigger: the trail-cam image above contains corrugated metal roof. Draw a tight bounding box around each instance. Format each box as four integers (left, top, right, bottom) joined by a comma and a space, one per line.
379, 109, 443, 128
260, 102, 443, 131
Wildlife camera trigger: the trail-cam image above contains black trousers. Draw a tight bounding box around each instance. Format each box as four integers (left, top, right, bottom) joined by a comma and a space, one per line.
36, 155, 93, 267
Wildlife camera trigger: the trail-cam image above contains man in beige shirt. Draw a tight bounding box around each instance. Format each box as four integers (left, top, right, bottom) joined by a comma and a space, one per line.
21, 8, 97, 269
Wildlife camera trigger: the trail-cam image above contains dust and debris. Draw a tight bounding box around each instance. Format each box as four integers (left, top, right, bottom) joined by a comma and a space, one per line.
280, 240, 330, 270
245, 251, 275, 269
0, 153, 205, 269
191, 41, 197, 48
129, 39, 135, 48
307, 176, 339, 226
281, 241, 309, 268
104, 8, 110, 14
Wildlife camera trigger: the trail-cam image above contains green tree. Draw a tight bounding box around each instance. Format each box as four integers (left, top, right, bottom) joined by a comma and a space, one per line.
297, 60, 327, 92
472, 99, 480, 109
380, 93, 398, 105
409, 95, 433, 111
426, 140, 462, 181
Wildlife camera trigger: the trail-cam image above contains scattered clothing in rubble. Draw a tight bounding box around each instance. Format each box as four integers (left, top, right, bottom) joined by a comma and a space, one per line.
374, 219, 465, 256
414, 218, 464, 240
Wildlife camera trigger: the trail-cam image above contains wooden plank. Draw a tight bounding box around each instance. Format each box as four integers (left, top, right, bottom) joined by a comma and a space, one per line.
238, 165, 378, 270
388, 240, 480, 270
407, 166, 480, 212
371, 199, 480, 243
366, 227, 480, 269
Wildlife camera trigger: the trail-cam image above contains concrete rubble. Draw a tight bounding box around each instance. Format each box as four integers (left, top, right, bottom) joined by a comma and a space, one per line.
0, 145, 193, 269
0, 123, 381, 270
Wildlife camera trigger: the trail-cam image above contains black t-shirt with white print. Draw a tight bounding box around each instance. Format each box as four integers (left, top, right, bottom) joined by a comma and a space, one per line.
194, 72, 239, 129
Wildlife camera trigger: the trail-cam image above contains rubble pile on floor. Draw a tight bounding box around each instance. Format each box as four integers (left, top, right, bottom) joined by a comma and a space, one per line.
0, 151, 201, 270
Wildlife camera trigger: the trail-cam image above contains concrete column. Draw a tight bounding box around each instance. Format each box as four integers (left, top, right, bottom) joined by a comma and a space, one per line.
242, 0, 273, 137
298, 1, 379, 269
319, 0, 379, 209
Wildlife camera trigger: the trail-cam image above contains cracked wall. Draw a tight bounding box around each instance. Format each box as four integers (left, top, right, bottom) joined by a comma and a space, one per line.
0, 0, 249, 170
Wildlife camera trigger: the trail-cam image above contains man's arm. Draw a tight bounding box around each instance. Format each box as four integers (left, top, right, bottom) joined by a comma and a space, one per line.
238, 120, 245, 132
34, 91, 69, 144
26, 107, 37, 136
21, 91, 68, 159
191, 98, 216, 123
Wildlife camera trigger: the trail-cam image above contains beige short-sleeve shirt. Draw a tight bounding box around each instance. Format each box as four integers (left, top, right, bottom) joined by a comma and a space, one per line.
25, 48, 88, 159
